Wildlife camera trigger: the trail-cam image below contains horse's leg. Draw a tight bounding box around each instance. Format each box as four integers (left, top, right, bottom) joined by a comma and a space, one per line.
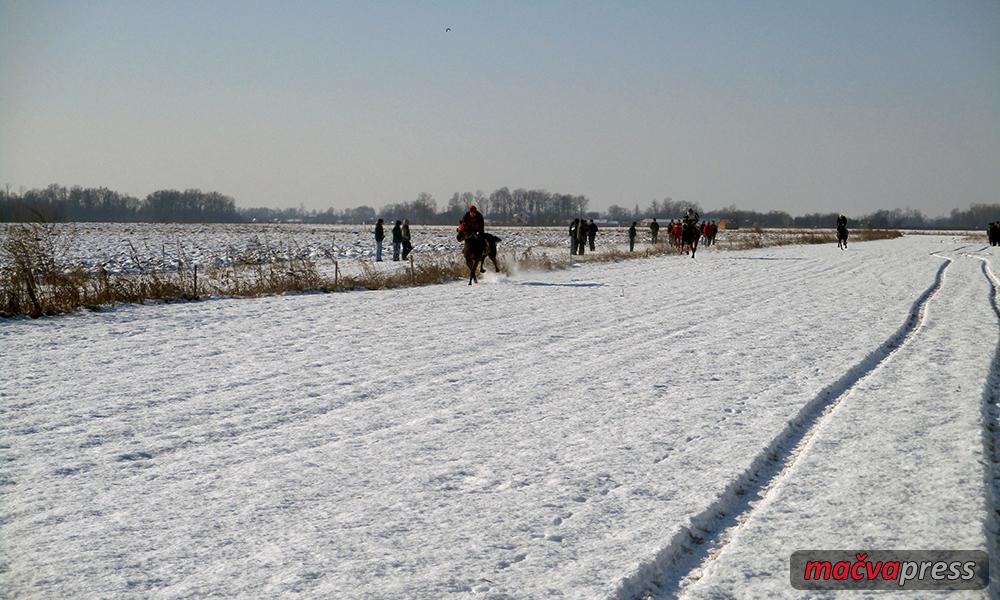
489, 247, 500, 272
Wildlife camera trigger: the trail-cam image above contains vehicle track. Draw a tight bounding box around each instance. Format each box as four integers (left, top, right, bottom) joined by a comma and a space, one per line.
970, 253, 1000, 600
614, 254, 953, 600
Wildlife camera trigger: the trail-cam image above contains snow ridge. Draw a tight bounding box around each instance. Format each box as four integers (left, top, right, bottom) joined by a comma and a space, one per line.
612, 255, 953, 600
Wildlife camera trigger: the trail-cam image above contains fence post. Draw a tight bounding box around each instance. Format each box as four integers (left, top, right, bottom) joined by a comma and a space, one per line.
193, 264, 198, 297
409, 255, 415, 285
334, 260, 339, 291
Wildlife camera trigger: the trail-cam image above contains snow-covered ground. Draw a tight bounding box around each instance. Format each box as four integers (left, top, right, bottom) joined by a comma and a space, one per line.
0, 222, 849, 277
1, 235, 996, 599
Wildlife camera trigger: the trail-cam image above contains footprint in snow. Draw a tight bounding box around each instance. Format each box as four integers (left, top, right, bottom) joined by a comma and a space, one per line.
116, 451, 153, 462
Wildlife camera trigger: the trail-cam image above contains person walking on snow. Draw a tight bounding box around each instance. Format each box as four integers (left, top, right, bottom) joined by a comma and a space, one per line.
569, 219, 579, 255
374, 218, 385, 262
587, 220, 598, 251
628, 221, 637, 252
650, 218, 660, 244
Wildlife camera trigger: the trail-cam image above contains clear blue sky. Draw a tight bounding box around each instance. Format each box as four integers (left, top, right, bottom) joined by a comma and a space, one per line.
2, 0, 998, 216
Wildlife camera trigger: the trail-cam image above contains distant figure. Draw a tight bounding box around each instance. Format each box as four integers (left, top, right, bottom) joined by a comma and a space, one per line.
374, 218, 385, 262
587, 219, 598, 251
671, 220, 683, 247
628, 221, 637, 252
461, 205, 485, 236
392, 220, 403, 261
576, 218, 587, 256
650, 218, 660, 244
681, 209, 701, 258
569, 219, 579, 255
836, 214, 848, 250
990, 222, 999, 246
401, 219, 413, 259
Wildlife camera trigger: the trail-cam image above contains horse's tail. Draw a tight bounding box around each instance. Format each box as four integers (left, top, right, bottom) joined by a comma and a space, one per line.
484, 233, 502, 244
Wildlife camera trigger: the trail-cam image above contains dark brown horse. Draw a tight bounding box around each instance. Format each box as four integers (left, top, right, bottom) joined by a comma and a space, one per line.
682, 221, 700, 258
462, 232, 501, 284
837, 225, 848, 250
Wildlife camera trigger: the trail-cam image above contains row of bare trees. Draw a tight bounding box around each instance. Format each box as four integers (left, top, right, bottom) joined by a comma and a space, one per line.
2, 183, 997, 229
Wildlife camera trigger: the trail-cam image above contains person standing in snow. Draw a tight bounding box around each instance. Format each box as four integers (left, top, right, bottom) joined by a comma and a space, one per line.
650, 218, 660, 244
391, 220, 403, 261
401, 219, 413, 260
374, 218, 385, 262
587, 220, 598, 251
569, 219, 579, 255
671, 220, 683, 247
628, 221, 637, 252
576, 217, 587, 256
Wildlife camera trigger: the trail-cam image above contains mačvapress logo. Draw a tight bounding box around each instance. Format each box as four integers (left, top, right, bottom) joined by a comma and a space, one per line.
790, 550, 988, 590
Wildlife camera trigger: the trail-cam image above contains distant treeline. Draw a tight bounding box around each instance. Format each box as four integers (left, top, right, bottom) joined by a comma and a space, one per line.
0, 185, 239, 223
2, 184, 998, 229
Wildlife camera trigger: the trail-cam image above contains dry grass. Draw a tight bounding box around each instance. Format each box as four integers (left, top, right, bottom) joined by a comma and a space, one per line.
853, 229, 903, 241
720, 228, 900, 251
0, 224, 905, 318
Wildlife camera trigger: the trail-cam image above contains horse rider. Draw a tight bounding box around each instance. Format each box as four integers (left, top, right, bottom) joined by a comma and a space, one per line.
684, 207, 700, 228
461, 205, 485, 238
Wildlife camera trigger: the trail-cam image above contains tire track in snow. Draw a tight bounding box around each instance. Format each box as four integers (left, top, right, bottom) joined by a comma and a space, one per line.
968, 252, 1000, 600
614, 253, 954, 600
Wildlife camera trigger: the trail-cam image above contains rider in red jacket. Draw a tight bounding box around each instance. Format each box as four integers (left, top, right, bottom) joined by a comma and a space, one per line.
461, 205, 485, 236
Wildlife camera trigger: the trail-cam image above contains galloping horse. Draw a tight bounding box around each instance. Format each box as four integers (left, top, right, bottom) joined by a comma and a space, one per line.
462, 232, 501, 285
681, 221, 701, 258
837, 225, 848, 250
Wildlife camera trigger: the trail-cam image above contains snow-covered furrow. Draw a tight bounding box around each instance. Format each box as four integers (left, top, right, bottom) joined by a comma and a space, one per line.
0, 236, 965, 598
681, 248, 997, 599
615, 254, 952, 599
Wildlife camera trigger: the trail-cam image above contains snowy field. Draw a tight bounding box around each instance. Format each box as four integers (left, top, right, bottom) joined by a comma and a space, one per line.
0, 222, 844, 277
2, 234, 998, 599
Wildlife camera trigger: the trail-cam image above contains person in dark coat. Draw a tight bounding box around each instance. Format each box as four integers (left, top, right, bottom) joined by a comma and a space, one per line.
587, 220, 598, 251
391, 220, 403, 261
461, 205, 485, 236
650, 218, 660, 243
628, 221, 637, 252
401, 219, 412, 259
374, 218, 385, 262
569, 219, 579, 255
576, 217, 587, 256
